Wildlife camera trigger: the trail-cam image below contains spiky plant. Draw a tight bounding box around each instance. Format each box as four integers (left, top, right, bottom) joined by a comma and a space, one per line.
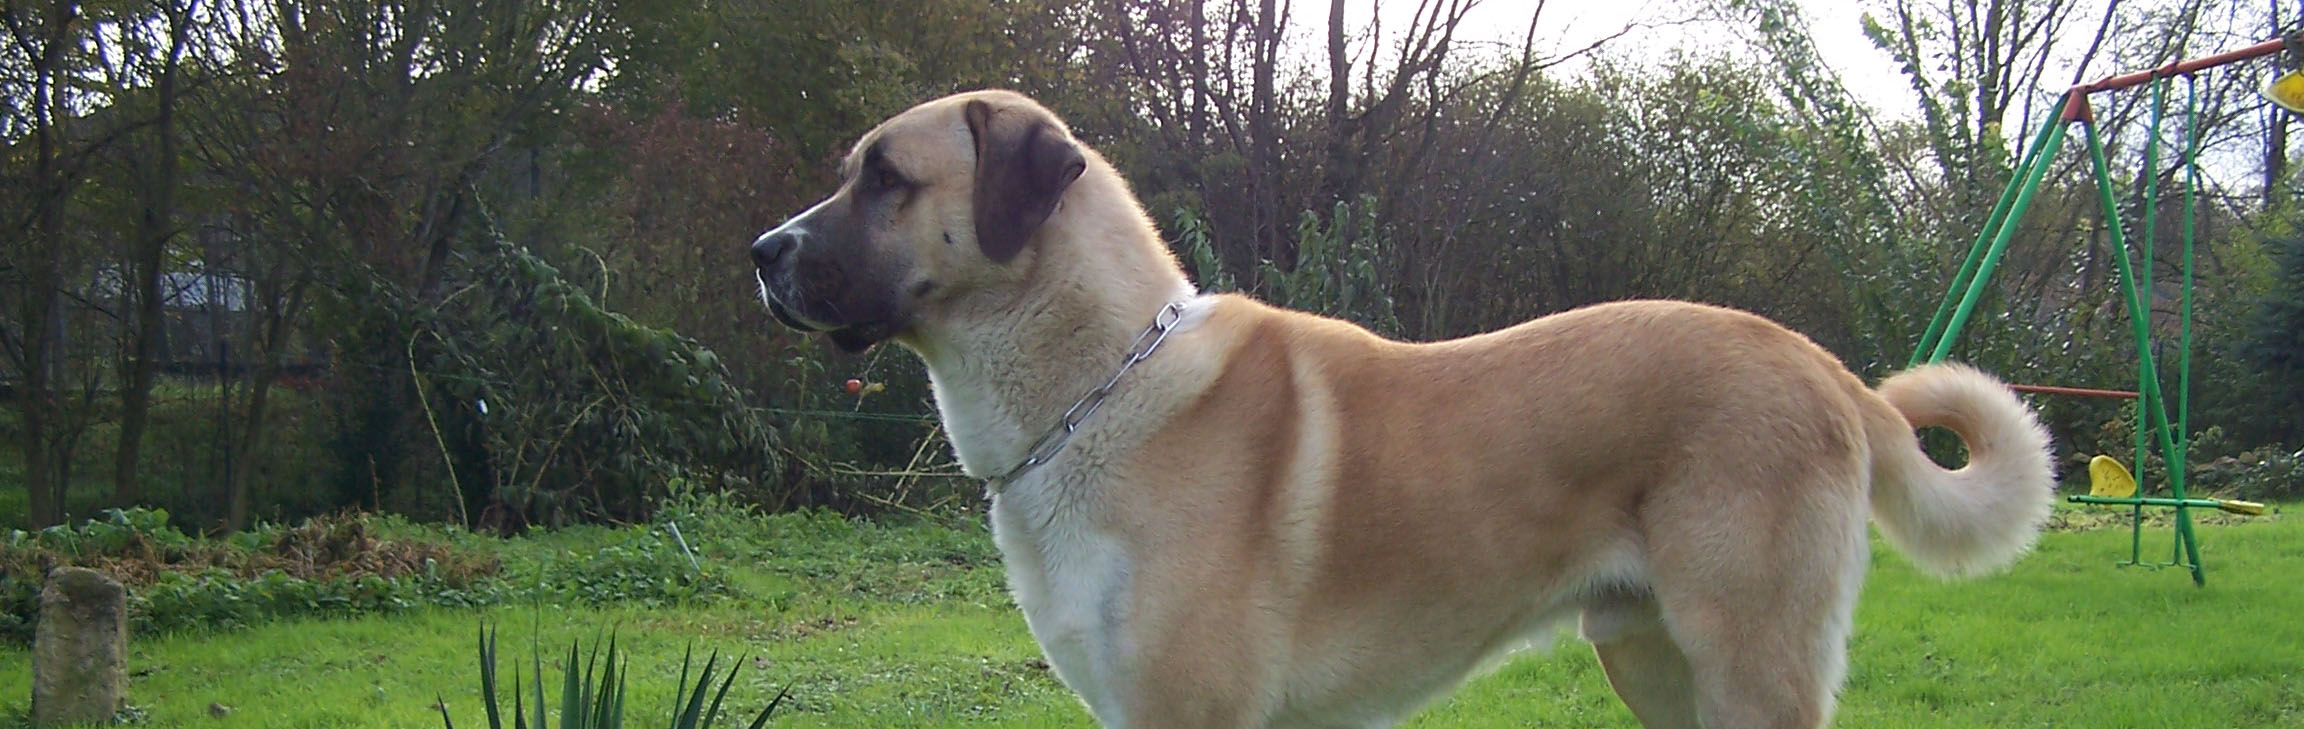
440, 624, 787, 729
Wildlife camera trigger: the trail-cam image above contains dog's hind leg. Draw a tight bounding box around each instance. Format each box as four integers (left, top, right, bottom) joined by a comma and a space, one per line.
1583, 593, 1700, 729
1641, 473, 1869, 729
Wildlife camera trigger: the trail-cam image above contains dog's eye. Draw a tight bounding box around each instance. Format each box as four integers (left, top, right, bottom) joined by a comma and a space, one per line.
873, 168, 906, 192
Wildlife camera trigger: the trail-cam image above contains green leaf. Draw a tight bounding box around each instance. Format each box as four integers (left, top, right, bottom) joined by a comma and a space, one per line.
673, 650, 719, 729
531, 639, 548, 729
701, 653, 742, 727
481, 624, 504, 729
743, 686, 789, 729
561, 640, 583, 728
594, 633, 621, 729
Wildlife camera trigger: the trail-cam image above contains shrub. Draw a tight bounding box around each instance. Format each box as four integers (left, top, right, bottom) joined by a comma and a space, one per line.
2192, 446, 2304, 503
0, 508, 738, 641
1174, 200, 1402, 338
415, 238, 784, 526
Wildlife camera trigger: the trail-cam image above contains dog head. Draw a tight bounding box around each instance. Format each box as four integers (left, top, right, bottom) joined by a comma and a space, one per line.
749, 90, 1088, 352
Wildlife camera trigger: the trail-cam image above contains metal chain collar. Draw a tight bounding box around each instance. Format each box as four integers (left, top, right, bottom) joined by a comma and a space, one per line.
984, 300, 1188, 493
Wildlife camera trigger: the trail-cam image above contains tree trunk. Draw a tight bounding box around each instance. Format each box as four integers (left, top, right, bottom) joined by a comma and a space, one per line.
21, 379, 58, 528
114, 0, 192, 507
224, 369, 277, 531
16, 2, 77, 528
2270, 108, 2289, 206
1187, 0, 1209, 142
21, 188, 62, 526
1322, 0, 1356, 208
1249, 0, 1285, 271
22, 209, 69, 527
2269, 0, 2290, 206
113, 241, 164, 507
221, 273, 304, 531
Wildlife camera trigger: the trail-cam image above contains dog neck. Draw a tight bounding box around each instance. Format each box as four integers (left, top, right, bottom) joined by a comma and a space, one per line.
904, 171, 1197, 487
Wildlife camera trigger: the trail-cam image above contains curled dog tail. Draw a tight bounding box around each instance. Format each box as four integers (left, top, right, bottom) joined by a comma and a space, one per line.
1865, 363, 2056, 578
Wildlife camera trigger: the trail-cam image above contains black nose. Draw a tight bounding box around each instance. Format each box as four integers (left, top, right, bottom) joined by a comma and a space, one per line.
751, 228, 799, 269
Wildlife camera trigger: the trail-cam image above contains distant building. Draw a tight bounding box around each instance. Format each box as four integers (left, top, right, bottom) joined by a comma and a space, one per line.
28, 263, 326, 386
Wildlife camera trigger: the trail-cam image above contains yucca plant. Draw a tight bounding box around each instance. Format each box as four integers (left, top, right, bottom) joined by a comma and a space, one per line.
440, 624, 788, 729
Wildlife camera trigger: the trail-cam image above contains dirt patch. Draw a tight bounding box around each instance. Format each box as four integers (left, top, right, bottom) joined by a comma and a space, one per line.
769, 615, 860, 641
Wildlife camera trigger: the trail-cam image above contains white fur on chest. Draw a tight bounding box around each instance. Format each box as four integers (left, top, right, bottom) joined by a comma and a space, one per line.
990, 479, 1136, 727
919, 295, 1213, 728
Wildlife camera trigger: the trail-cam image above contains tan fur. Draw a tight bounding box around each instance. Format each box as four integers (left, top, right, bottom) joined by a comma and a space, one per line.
750, 90, 2057, 729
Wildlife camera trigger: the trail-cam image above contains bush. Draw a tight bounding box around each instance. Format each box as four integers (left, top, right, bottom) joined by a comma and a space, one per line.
305, 233, 788, 529
413, 238, 785, 525
2193, 445, 2304, 503
0, 508, 739, 642
1174, 200, 1402, 338
0, 508, 502, 640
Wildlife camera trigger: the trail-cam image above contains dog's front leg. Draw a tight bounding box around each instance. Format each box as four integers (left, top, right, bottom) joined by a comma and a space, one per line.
993, 502, 1141, 726
1112, 588, 1277, 729
1119, 655, 1268, 728
1031, 618, 1131, 727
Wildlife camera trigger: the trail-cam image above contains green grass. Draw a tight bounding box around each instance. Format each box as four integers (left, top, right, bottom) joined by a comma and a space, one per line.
4, 506, 2301, 728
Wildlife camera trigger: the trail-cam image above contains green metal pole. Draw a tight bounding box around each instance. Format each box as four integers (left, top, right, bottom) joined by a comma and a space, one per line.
2174, 76, 2206, 585
2081, 118, 2203, 585
1928, 119, 2073, 364
2072, 495, 2237, 510
2129, 80, 2167, 566
2180, 75, 2201, 480
1910, 97, 2071, 367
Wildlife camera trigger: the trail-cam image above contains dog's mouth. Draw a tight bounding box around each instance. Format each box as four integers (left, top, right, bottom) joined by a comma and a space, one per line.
757, 269, 900, 353
824, 322, 899, 352
762, 295, 824, 332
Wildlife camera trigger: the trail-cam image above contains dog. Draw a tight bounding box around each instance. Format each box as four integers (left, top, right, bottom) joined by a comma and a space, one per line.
749, 90, 2055, 729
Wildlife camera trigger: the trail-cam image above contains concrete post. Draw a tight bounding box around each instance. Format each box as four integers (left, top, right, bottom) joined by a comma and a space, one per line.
32, 567, 127, 727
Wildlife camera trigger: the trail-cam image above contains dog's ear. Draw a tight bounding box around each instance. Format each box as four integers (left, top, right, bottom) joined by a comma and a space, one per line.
966, 99, 1086, 263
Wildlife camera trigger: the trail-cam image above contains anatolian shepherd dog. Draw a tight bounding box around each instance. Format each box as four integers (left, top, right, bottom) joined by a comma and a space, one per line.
749, 90, 2055, 729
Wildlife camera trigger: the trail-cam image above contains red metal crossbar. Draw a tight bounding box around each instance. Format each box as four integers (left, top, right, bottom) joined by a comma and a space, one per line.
2063, 37, 2290, 121
2078, 38, 2288, 95
2007, 383, 2141, 399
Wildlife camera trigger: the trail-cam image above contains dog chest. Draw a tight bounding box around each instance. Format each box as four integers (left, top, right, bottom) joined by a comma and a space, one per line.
989, 493, 1136, 724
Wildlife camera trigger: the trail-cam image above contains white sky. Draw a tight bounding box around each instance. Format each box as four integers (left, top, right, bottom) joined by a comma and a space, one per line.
1340, 1, 2284, 188
1355, 0, 1919, 117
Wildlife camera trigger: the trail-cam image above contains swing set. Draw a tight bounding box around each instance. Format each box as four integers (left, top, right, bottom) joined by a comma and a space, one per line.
1909, 35, 2293, 587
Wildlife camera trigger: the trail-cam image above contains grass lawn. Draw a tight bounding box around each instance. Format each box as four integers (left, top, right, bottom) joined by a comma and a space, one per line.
3, 505, 2300, 728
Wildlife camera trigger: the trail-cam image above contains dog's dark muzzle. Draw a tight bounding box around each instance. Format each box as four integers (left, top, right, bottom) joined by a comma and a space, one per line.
751, 228, 826, 329
756, 279, 822, 332
749, 221, 902, 352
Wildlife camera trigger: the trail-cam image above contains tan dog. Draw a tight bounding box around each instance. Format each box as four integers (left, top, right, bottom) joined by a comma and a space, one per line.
749, 90, 2055, 729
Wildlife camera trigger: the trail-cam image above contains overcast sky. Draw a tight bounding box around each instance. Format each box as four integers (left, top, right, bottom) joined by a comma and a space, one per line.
1357, 0, 1919, 117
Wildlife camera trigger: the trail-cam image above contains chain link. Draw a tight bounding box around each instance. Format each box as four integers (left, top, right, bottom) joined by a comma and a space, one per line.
986, 301, 1188, 491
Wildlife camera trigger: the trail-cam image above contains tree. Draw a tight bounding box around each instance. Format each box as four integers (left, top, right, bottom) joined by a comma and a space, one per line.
1078, 0, 1639, 297
3, 0, 122, 527
165, 0, 618, 528
111, 0, 200, 507
2237, 230, 2304, 443
1862, 0, 2113, 207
